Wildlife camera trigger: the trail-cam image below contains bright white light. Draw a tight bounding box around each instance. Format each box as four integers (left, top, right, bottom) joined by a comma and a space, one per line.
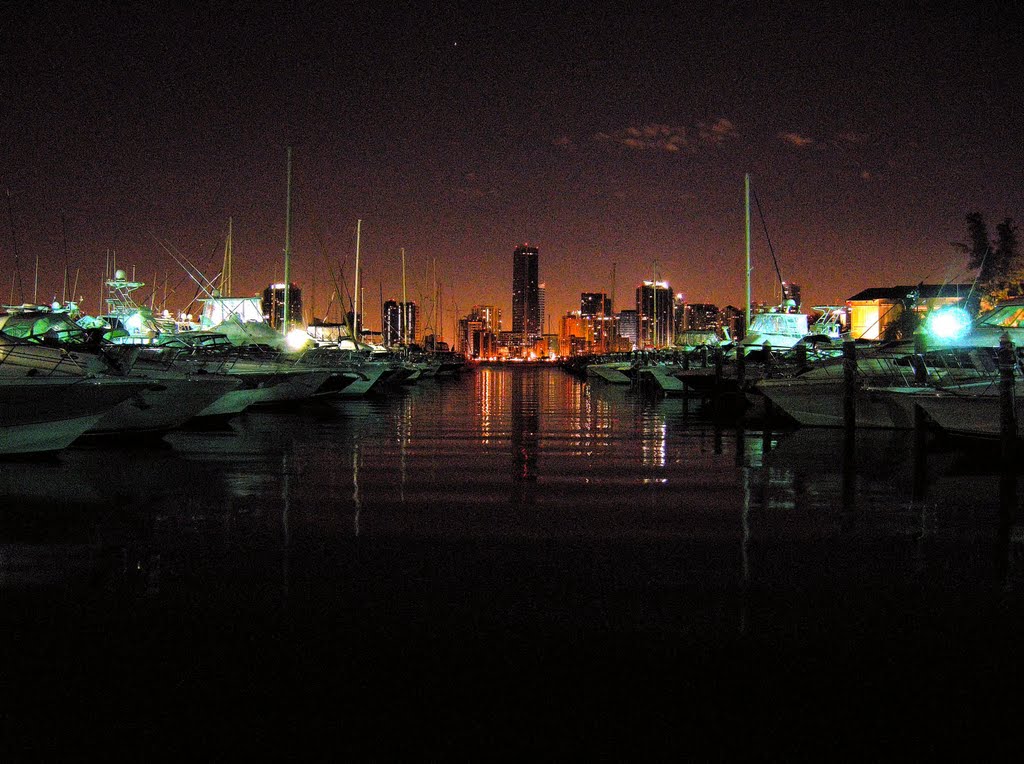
926, 306, 972, 341
286, 329, 312, 350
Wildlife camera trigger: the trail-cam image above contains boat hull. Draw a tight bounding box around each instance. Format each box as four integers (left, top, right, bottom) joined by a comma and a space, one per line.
0, 377, 152, 455
758, 378, 921, 429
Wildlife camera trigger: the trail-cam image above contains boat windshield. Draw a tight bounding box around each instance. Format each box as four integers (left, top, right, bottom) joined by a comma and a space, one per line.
976, 305, 1024, 329
748, 313, 809, 337
0, 313, 88, 344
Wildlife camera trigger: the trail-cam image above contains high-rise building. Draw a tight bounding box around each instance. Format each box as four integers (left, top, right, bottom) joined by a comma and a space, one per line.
636, 280, 673, 347
538, 283, 547, 335
618, 309, 638, 346
401, 301, 418, 344
512, 244, 540, 352
559, 312, 594, 357
383, 300, 401, 346
685, 303, 720, 331
580, 292, 612, 317
263, 283, 303, 331
781, 281, 801, 310
472, 305, 499, 331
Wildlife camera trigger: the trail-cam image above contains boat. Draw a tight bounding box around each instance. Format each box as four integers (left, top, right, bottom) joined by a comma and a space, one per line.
0, 376, 154, 455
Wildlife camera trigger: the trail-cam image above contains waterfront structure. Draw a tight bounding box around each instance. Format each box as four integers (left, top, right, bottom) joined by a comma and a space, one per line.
636, 280, 673, 348
847, 284, 970, 340
512, 244, 540, 354
263, 283, 302, 331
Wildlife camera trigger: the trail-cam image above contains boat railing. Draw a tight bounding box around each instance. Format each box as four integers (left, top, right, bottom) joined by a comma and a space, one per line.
0, 332, 91, 377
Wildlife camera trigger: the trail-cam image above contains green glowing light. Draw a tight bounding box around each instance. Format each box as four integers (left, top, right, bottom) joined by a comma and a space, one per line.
925, 306, 972, 341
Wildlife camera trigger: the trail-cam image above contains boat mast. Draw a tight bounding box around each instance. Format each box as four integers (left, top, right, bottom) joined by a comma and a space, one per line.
745, 173, 751, 332
611, 262, 616, 351
354, 218, 362, 340
61, 213, 69, 305
221, 217, 233, 297
283, 148, 292, 335
401, 247, 408, 344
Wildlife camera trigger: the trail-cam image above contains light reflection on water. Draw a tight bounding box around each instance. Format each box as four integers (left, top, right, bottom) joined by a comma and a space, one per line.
1, 366, 1022, 593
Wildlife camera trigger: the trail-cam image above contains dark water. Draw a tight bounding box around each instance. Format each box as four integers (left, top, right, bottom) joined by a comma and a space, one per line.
3, 366, 1023, 755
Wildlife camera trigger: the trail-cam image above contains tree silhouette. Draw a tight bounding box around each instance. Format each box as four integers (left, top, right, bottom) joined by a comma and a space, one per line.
956, 212, 1020, 312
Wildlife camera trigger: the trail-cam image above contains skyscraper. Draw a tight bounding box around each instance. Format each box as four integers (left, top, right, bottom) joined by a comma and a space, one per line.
512, 244, 540, 352
263, 283, 303, 331
383, 300, 401, 345
636, 280, 673, 348
580, 292, 612, 317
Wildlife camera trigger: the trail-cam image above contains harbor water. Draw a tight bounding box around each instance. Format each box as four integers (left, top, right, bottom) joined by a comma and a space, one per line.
3, 365, 1023, 755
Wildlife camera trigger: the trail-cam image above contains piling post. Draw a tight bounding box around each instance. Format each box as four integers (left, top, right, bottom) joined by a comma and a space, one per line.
913, 332, 928, 385
912, 403, 928, 502
701, 346, 709, 369
998, 333, 1016, 519
843, 340, 857, 431
736, 344, 746, 387
795, 343, 807, 369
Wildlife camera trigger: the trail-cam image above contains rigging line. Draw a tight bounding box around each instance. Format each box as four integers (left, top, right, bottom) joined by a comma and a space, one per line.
310, 218, 354, 330
6, 189, 24, 304
965, 246, 992, 308
750, 188, 785, 293
153, 236, 265, 344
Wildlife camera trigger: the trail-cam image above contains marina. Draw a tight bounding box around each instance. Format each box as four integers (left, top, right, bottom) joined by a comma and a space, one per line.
3, 365, 1024, 754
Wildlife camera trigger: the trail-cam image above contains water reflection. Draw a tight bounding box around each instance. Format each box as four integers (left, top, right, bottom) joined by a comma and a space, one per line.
2, 368, 1023, 602
510, 368, 540, 507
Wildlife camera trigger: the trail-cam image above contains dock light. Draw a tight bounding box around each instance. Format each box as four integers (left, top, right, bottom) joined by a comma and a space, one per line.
286, 329, 312, 350
925, 306, 972, 341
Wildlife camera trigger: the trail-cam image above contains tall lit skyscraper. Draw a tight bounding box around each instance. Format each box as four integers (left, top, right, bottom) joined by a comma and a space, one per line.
263, 283, 303, 331
636, 280, 673, 348
512, 244, 540, 350
538, 283, 546, 335
383, 300, 401, 345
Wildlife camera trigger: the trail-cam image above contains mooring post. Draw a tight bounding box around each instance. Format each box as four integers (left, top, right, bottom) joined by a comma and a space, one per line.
912, 403, 928, 502
913, 332, 928, 385
795, 343, 807, 369
701, 345, 708, 369
736, 344, 746, 387
998, 332, 1016, 515
843, 340, 857, 431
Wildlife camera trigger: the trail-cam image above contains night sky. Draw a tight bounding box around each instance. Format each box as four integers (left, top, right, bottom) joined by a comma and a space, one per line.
3, 2, 1022, 333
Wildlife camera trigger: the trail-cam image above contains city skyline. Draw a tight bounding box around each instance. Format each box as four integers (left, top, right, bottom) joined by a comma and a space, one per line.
3, 4, 1021, 331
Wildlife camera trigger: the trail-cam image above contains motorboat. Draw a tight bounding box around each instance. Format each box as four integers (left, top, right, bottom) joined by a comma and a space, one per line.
0, 376, 154, 455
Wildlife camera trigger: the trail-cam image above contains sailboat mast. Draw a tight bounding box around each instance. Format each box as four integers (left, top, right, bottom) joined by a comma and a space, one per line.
401, 247, 407, 344
745, 173, 751, 332
61, 213, 69, 304
354, 219, 362, 339
283, 148, 292, 335
222, 217, 233, 297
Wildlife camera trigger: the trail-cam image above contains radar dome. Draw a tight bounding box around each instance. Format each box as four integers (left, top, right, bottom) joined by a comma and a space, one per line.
114, 269, 127, 280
